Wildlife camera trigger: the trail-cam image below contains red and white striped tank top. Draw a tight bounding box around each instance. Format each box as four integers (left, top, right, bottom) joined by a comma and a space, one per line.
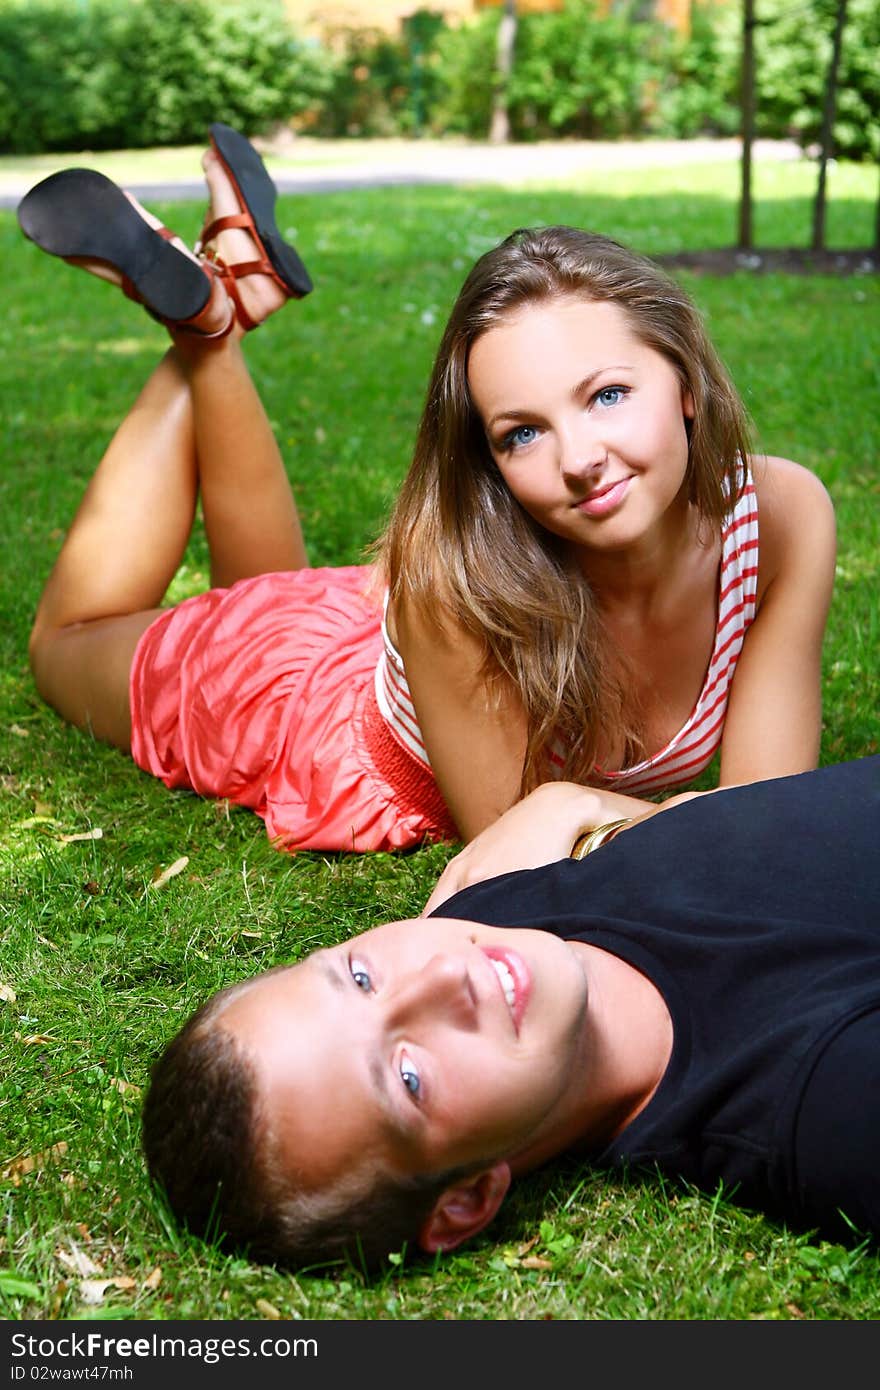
598, 471, 759, 793
375, 470, 759, 796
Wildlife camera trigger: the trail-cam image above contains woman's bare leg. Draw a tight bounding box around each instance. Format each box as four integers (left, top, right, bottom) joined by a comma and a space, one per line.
29, 346, 201, 749
30, 160, 310, 747
171, 146, 308, 587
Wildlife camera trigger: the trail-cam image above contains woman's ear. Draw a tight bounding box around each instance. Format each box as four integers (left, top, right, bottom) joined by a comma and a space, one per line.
683, 387, 695, 420
418, 1162, 512, 1253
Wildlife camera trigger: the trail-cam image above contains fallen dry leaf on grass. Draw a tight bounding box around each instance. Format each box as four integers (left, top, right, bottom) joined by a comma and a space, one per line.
2, 1141, 68, 1183
143, 1267, 163, 1291
149, 856, 190, 890
56, 1245, 103, 1278
58, 828, 103, 844
255, 1299, 282, 1320
80, 1276, 136, 1306
0, 983, 16, 1004
109, 1077, 142, 1099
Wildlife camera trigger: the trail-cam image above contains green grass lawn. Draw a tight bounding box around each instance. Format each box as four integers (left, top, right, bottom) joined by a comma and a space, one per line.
1, 151, 878, 1322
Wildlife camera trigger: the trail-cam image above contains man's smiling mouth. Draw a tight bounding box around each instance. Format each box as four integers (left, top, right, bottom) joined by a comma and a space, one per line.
489, 955, 516, 1010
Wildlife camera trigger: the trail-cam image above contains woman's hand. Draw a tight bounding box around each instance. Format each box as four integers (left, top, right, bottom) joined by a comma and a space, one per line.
423, 782, 656, 914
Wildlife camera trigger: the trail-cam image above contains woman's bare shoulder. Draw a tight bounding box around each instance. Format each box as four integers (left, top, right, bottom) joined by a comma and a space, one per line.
748, 453, 836, 590
749, 453, 833, 509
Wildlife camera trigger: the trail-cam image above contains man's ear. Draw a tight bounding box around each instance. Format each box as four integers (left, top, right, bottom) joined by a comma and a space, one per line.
418, 1162, 512, 1253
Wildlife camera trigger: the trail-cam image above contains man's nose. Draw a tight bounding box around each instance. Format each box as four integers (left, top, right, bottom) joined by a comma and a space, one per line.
385, 955, 478, 1031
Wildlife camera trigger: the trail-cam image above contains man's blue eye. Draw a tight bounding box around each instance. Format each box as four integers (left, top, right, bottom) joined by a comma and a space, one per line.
350, 959, 372, 991
400, 1058, 421, 1097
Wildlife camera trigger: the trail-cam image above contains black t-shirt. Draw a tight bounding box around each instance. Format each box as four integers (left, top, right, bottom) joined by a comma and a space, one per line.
434, 758, 880, 1241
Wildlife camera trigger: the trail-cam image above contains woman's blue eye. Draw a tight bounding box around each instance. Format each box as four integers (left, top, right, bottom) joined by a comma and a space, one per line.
400, 1055, 421, 1097
350, 958, 372, 992
502, 424, 538, 450
595, 387, 625, 408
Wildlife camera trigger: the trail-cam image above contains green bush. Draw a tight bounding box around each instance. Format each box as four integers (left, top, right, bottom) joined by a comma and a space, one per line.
0, 0, 333, 153
509, 0, 671, 139
757, 0, 880, 161
307, 25, 412, 137
0, 0, 99, 152
427, 10, 500, 138
425, 0, 740, 143
650, 0, 741, 138
306, 11, 445, 137
1, 0, 875, 154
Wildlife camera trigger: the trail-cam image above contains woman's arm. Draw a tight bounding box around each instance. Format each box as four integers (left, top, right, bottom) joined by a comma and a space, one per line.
390, 593, 529, 842
422, 780, 663, 913
718, 456, 836, 786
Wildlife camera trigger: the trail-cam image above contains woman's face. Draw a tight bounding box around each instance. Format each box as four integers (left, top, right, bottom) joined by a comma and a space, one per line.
467, 295, 694, 558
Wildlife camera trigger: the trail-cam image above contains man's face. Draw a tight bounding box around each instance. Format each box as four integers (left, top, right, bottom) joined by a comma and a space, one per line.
220, 916, 592, 1194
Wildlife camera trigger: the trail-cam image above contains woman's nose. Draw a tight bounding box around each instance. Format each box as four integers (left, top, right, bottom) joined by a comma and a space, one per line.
386, 954, 478, 1030
558, 421, 606, 483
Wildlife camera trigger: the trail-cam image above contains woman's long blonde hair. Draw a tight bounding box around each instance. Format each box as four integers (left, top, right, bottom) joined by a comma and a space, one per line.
378, 226, 752, 790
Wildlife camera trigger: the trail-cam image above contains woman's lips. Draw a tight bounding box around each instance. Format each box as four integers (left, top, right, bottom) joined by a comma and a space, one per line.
577, 475, 632, 517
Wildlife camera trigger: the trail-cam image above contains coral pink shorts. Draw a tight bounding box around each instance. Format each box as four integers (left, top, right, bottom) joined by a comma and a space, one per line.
129, 566, 456, 852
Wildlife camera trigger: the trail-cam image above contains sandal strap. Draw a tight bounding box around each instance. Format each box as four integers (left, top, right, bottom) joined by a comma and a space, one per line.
197, 212, 253, 244
173, 260, 237, 339
207, 255, 259, 333
176, 304, 236, 340
133, 254, 236, 340
195, 211, 292, 330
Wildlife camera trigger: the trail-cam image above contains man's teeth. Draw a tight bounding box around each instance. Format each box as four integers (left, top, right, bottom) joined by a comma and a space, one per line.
490, 957, 516, 1009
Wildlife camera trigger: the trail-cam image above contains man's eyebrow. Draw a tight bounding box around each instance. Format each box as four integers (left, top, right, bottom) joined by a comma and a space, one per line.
368, 1054, 392, 1119
312, 952, 345, 991
312, 952, 405, 1135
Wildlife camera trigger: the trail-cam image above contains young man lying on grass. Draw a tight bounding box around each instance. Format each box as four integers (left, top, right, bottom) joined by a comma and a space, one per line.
142, 757, 880, 1269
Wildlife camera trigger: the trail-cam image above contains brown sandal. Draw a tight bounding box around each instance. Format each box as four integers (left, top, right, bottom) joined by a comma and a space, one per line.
121, 226, 235, 340
195, 122, 313, 332
18, 168, 235, 340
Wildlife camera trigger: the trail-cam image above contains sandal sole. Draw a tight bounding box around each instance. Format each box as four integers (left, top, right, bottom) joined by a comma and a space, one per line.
209, 123, 313, 298
17, 169, 211, 322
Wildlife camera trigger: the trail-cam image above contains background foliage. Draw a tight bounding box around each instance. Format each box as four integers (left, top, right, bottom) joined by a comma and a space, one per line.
757, 0, 880, 161
0, 0, 331, 153
0, 0, 876, 157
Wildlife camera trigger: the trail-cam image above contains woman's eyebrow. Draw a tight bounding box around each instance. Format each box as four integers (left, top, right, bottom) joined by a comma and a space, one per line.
571, 365, 631, 397
485, 365, 633, 429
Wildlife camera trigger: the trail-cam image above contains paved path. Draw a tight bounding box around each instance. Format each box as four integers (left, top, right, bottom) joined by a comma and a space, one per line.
1, 137, 801, 209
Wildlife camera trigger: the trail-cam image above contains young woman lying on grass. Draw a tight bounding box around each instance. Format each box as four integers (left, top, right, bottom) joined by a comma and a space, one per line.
19, 125, 836, 854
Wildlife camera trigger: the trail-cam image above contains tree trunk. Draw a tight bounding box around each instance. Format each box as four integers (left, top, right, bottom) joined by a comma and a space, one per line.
489, 0, 517, 145
812, 0, 849, 251
738, 0, 756, 250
